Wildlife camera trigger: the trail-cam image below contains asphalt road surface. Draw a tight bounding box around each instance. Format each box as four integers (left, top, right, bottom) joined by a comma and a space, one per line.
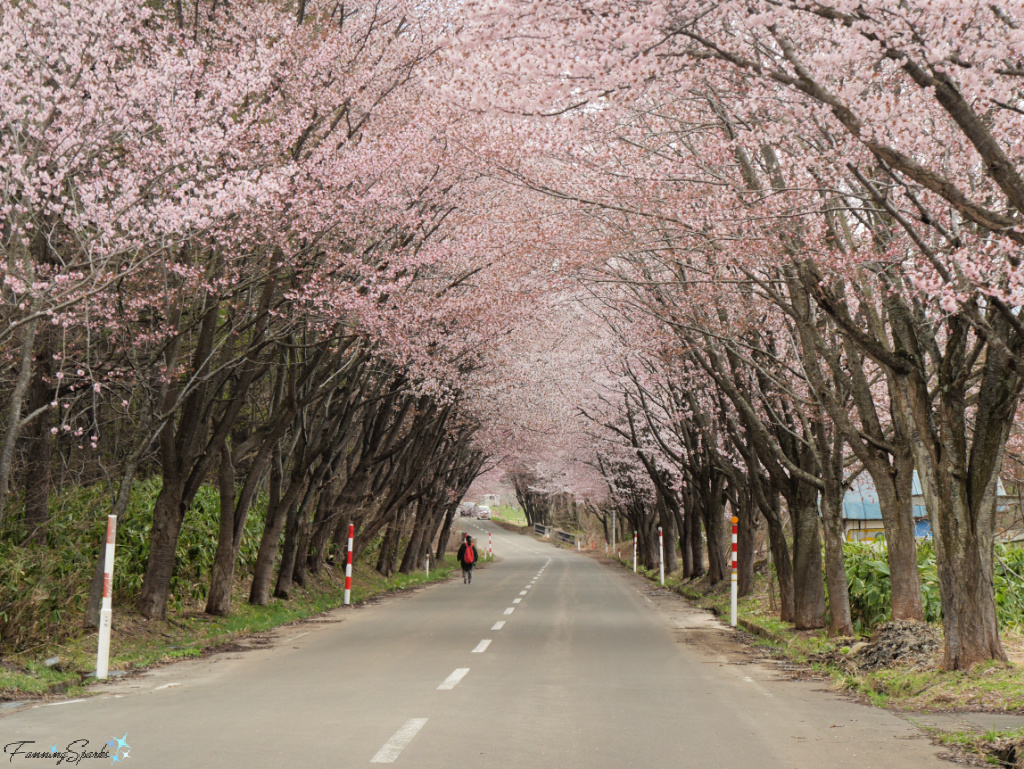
2, 520, 948, 768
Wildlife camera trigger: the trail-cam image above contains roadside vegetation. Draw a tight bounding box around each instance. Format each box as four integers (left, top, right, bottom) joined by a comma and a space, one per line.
490, 505, 527, 526
0, 481, 467, 699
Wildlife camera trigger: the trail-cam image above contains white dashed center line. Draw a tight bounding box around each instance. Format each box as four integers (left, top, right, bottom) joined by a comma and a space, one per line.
491, 621, 506, 630
512, 598, 522, 604
504, 607, 515, 615
438, 669, 470, 690
371, 719, 429, 763
472, 639, 492, 653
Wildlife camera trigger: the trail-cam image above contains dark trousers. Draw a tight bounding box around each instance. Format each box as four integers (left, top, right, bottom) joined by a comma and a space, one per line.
462, 566, 474, 583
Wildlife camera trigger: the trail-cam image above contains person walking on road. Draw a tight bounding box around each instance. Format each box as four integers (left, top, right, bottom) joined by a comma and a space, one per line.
458, 535, 479, 584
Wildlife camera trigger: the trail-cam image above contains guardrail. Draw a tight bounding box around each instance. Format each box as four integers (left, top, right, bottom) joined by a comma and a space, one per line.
533, 523, 580, 548
555, 529, 577, 545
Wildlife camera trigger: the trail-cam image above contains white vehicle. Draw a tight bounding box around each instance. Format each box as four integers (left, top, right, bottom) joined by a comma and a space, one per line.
476, 506, 491, 520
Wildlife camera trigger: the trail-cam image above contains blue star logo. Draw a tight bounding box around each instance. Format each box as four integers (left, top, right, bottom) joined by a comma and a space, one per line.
106, 734, 130, 764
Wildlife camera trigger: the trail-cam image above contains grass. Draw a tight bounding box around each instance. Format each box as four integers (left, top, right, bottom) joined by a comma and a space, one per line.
929, 726, 1024, 766
0, 660, 84, 696
856, 660, 1024, 712
0, 554, 463, 700
490, 505, 527, 526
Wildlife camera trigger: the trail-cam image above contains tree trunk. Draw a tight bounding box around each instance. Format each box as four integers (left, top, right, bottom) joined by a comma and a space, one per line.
250, 498, 289, 605
660, 493, 679, 574
762, 492, 796, 623
138, 478, 186, 620
677, 504, 692, 579
22, 346, 53, 544
307, 467, 347, 574
821, 493, 854, 636
250, 451, 300, 605
872, 452, 925, 621
291, 511, 313, 588
913, 411, 1006, 667
815, 422, 854, 636
205, 444, 236, 616
0, 317, 38, 528
275, 487, 316, 599
791, 491, 827, 630
922, 458, 1005, 668
688, 502, 705, 578
399, 504, 429, 574
704, 489, 727, 585
376, 516, 400, 576
436, 508, 456, 559
736, 491, 756, 598
899, 343, 1014, 670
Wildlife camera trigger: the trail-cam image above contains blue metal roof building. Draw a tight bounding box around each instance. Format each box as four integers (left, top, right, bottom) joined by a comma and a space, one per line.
842, 473, 930, 541
843, 472, 1013, 541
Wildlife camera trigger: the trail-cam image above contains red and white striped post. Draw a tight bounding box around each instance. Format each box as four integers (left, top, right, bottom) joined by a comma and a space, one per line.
633, 533, 637, 573
344, 524, 354, 606
730, 516, 739, 627
658, 526, 664, 585
488, 531, 492, 558
96, 515, 117, 680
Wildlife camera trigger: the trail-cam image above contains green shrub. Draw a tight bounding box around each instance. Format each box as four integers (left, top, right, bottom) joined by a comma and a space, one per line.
843, 539, 1023, 634
0, 479, 266, 651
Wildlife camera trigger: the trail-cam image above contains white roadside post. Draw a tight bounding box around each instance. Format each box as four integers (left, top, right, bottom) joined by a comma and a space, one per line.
96, 515, 117, 680
344, 524, 354, 605
611, 510, 616, 553
425, 549, 430, 578
488, 531, 493, 558
633, 533, 637, 573
658, 526, 664, 586
730, 516, 739, 628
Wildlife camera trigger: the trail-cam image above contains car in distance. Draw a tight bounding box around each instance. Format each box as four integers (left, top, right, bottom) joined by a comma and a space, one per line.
476, 506, 491, 520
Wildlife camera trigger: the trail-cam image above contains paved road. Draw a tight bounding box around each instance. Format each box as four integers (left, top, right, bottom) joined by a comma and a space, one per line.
2, 520, 947, 768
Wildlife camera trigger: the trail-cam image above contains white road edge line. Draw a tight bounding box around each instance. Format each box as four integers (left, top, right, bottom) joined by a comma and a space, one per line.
438, 669, 470, 690
472, 639, 492, 653
504, 607, 515, 615
38, 699, 86, 708
153, 683, 180, 690
371, 718, 429, 763
491, 621, 505, 630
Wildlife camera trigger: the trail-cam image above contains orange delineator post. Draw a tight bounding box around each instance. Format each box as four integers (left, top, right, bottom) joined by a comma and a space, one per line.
658, 526, 664, 585
96, 515, 117, 679
730, 516, 739, 627
344, 524, 354, 605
